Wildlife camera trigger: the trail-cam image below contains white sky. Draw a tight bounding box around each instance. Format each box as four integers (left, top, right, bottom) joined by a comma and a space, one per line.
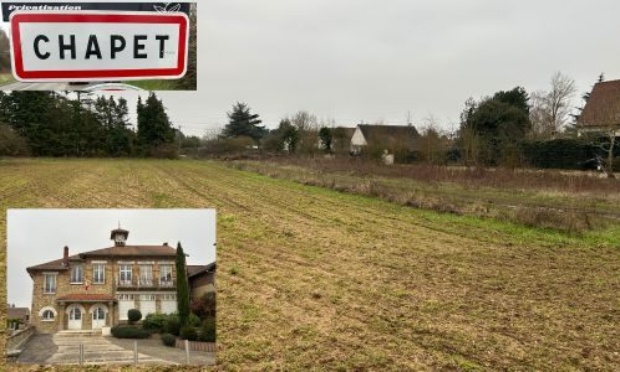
5, 1, 620, 136
7, 209, 217, 309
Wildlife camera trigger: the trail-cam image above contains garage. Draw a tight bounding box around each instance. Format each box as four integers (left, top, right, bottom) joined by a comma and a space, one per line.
160, 293, 177, 314
139, 294, 156, 317
117, 294, 135, 320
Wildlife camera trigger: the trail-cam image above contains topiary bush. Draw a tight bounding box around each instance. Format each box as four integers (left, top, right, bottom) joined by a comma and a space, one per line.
161, 333, 176, 347
111, 325, 151, 339
127, 309, 142, 324
179, 325, 198, 341
164, 315, 181, 336
143, 313, 168, 332
199, 317, 216, 342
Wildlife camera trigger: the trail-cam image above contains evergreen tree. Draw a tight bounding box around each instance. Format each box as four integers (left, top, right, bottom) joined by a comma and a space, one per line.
175, 242, 190, 328
222, 102, 265, 143
136, 93, 175, 156
458, 87, 531, 166
319, 127, 333, 153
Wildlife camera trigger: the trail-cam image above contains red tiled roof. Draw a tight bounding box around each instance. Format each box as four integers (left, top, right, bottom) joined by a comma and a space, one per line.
579, 80, 620, 128
80, 245, 177, 257
187, 263, 216, 278
56, 294, 117, 302
27, 245, 177, 273
8, 307, 30, 318
26, 256, 79, 272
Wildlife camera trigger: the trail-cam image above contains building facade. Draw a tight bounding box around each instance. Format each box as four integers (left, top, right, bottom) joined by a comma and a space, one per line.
27, 228, 179, 333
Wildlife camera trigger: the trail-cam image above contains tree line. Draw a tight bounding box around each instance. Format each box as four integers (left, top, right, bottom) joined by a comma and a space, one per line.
207, 72, 618, 175
0, 91, 177, 157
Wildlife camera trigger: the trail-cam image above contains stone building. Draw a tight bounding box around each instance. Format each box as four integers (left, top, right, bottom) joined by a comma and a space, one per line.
187, 263, 216, 301
26, 227, 180, 333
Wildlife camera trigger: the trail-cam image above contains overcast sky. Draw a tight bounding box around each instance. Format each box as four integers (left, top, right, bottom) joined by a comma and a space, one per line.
4, 1, 620, 136
7, 209, 216, 308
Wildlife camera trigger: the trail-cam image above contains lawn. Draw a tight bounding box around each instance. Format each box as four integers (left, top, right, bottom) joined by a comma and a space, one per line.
0, 158, 618, 371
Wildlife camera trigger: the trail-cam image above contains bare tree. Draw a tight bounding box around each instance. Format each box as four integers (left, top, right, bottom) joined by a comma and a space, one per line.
530, 72, 576, 138
548, 72, 577, 134
289, 110, 319, 154
528, 90, 552, 139
418, 115, 447, 164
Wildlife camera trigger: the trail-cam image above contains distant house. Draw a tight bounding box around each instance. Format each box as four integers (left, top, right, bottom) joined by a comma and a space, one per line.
187, 263, 216, 301
350, 124, 420, 157
330, 127, 356, 153
7, 305, 30, 331
578, 80, 620, 137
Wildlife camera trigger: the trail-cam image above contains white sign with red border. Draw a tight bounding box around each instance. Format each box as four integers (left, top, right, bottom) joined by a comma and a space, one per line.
9, 11, 189, 81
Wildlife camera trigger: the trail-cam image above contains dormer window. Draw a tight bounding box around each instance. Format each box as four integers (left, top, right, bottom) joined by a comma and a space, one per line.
70, 264, 83, 284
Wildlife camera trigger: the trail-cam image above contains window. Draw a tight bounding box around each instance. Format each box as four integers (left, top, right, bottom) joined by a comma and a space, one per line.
160, 264, 173, 286
44, 273, 56, 294
93, 264, 105, 284
118, 294, 134, 301
39, 306, 57, 322
119, 264, 132, 285
70, 264, 83, 284
42, 310, 55, 321
139, 265, 153, 286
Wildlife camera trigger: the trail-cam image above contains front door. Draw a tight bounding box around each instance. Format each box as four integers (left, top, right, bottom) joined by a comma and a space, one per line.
68, 307, 82, 330
92, 306, 106, 329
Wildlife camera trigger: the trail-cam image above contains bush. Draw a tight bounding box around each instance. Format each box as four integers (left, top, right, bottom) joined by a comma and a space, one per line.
143, 313, 168, 332
199, 317, 216, 342
179, 325, 198, 341
164, 315, 181, 336
127, 309, 142, 324
189, 313, 201, 327
161, 333, 176, 347
111, 325, 151, 339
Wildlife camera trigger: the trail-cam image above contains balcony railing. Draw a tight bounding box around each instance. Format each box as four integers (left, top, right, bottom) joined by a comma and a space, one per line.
115, 275, 175, 289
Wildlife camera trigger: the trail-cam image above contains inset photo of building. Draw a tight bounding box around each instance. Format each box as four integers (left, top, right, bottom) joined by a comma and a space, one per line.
7, 208, 216, 365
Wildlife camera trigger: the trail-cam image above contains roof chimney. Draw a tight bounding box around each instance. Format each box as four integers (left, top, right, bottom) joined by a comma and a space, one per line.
63, 246, 69, 266
163, 242, 168, 247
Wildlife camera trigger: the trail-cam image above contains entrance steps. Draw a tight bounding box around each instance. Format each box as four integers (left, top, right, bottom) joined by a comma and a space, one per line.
56, 330, 102, 337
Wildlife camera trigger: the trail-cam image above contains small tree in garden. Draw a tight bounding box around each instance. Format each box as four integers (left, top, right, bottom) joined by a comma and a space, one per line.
319, 127, 333, 153
176, 242, 190, 327
190, 291, 216, 319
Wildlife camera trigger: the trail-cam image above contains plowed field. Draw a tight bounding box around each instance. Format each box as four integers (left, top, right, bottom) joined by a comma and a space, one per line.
1, 159, 619, 371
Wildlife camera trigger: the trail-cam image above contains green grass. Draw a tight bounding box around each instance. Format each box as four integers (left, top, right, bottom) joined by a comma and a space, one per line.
231, 160, 620, 234
1, 158, 619, 370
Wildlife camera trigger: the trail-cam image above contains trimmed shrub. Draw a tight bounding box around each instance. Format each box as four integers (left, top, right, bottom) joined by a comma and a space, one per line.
164, 315, 181, 336
161, 333, 176, 347
179, 325, 198, 341
143, 313, 168, 332
199, 317, 216, 342
127, 309, 142, 324
111, 325, 151, 339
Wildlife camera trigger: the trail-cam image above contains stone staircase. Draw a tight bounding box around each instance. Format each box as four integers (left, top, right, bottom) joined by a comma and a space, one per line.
49, 331, 170, 365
